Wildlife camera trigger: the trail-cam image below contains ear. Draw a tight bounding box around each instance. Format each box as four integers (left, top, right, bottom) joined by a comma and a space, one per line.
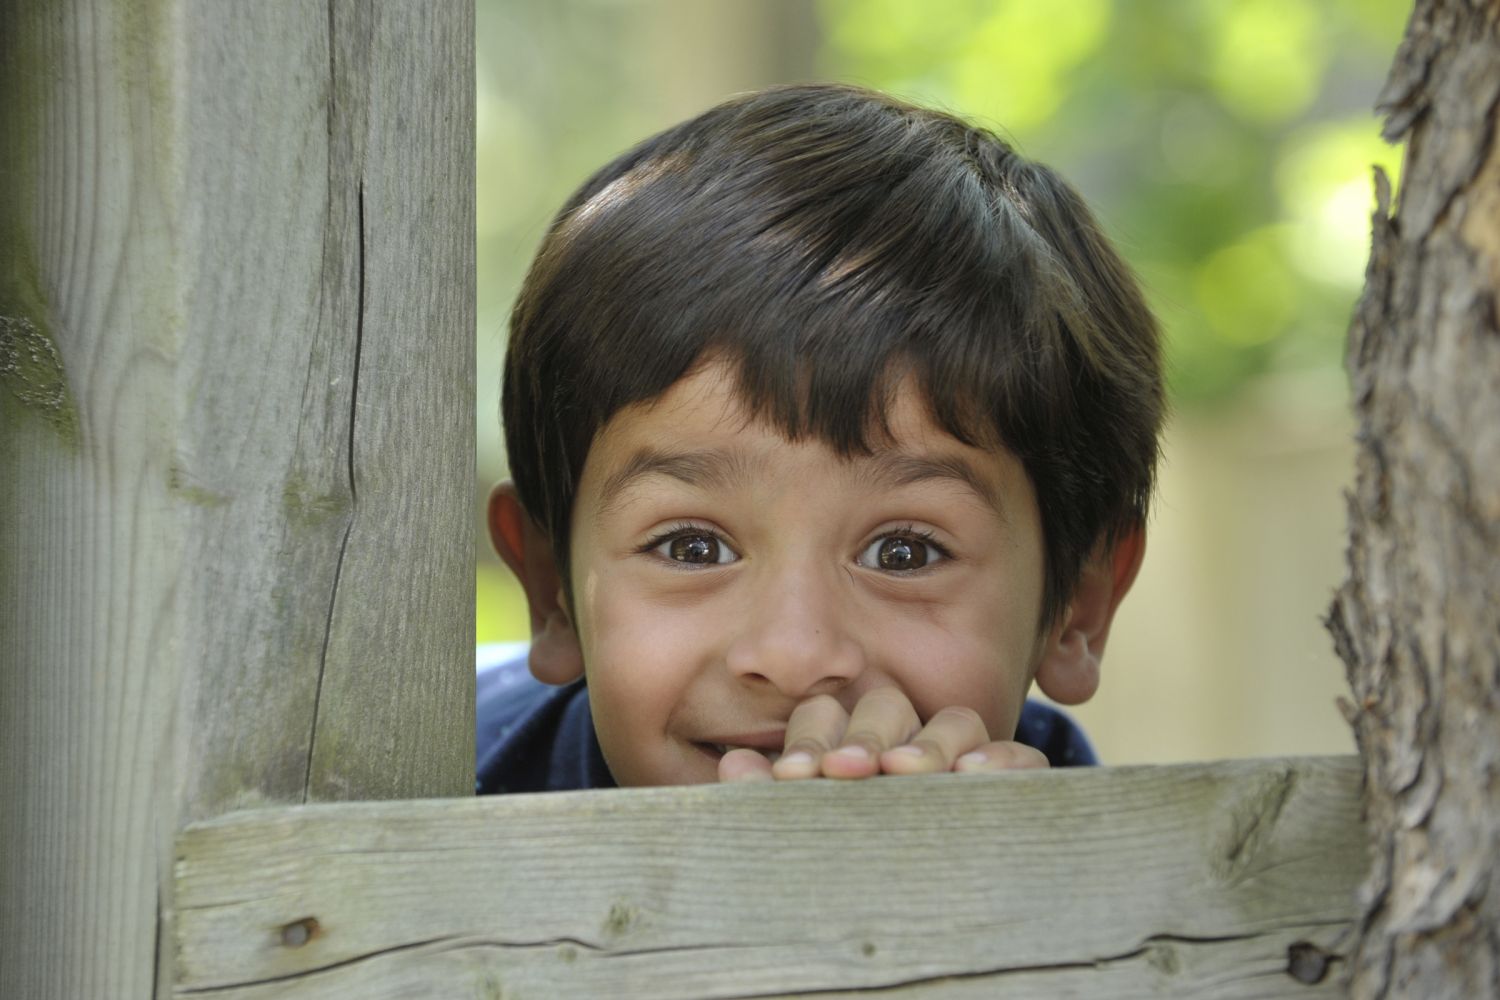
1033, 524, 1146, 706
487, 481, 584, 686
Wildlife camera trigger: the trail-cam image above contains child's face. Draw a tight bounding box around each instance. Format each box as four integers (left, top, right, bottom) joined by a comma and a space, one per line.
563, 360, 1052, 788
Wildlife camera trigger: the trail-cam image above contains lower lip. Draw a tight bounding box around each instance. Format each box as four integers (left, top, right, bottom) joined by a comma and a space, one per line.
693, 742, 782, 764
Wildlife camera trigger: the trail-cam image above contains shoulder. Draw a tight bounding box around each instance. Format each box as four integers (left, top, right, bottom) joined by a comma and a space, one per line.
1015, 699, 1098, 767
475, 642, 542, 715
475, 644, 615, 793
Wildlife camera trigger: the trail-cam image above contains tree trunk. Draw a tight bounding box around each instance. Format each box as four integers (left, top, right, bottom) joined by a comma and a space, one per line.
1328, 1, 1500, 996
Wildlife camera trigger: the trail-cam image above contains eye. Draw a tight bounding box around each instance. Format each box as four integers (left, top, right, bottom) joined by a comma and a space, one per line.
644, 526, 739, 566
857, 531, 947, 572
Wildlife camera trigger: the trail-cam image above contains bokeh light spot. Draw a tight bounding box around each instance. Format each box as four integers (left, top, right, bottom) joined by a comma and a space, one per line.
1210, 0, 1324, 123
1194, 226, 1302, 346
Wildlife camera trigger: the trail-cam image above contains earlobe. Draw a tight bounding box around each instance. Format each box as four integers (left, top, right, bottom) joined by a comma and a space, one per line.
528, 601, 586, 686
1033, 526, 1146, 706
487, 482, 585, 686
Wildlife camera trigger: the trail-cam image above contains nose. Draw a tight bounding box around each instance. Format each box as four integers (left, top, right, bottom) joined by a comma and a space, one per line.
724, 562, 867, 699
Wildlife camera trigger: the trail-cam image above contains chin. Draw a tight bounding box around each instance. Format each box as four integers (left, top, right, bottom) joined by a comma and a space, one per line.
609, 748, 719, 788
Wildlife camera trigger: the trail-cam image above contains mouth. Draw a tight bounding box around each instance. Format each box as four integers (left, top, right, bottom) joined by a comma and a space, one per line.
693, 734, 785, 763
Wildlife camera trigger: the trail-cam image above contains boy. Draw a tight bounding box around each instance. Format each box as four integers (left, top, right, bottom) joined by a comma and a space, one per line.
477, 83, 1162, 792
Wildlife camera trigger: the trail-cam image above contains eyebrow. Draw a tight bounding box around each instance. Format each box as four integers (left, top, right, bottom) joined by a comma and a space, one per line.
594, 447, 761, 520
857, 452, 1006, 519
595, 445, 1004, 521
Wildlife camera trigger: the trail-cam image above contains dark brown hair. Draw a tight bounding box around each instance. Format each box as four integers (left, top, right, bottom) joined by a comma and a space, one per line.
503, 83, 1163, 628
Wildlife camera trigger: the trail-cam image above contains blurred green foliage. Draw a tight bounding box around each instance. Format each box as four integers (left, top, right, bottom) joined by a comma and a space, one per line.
816, 0, 1407, 402
474, 0, 1410, 641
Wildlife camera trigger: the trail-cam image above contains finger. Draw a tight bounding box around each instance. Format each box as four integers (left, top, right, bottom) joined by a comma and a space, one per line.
880, 705, 990, 775
772, 694, 848, 780
953, 741, 1050, 772
719, 747, 774, 783
823, 686, 920, 780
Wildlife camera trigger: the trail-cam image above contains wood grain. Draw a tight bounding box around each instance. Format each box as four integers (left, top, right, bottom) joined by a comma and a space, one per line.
1326, 0, 1500, 994
0, 3, 474, 997
173, 757, 1369, 999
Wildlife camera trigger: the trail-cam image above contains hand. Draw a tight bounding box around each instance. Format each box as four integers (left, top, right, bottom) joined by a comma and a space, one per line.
717, 686, 1048, 783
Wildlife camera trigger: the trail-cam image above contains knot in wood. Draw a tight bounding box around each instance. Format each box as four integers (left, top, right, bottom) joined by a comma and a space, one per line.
1286, 941, 1332, 985
280, 916, 320, 948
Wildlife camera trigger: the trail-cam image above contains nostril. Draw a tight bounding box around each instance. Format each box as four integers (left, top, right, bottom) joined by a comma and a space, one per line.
725, 618, 867, 696
804, 674, 853, 698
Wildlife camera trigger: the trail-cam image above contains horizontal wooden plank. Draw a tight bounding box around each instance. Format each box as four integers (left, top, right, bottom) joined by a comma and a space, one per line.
173, 756, 1367, 999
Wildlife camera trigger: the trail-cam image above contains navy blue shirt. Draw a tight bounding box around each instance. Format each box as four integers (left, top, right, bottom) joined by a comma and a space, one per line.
475, 645, 1097, 794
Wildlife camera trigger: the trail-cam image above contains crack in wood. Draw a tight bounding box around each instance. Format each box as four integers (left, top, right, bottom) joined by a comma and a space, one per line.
175, 934, 770, 995
445, 935, 770, 959
1214, 767, 1297, 883
1414, 408, 1491, 545
175, 933, 459, 996
175, 928, 1310, 997
705, 931, 1281, 998
305, 176, 366, 803
151, 880, 163, 1000
1418, 52, 1500, 236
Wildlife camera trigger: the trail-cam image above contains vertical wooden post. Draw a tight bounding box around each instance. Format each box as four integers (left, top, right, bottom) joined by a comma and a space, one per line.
0, 3, 475, 997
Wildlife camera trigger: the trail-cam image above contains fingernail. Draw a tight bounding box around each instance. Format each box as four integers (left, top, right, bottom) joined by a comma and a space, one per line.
834, 744, 870, 760
779, 751, 813, 767
957, 751, 987, 769
889, 744, 924, 758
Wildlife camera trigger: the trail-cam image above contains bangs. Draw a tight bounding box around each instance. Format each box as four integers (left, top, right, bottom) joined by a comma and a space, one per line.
528, 107, 1095, 466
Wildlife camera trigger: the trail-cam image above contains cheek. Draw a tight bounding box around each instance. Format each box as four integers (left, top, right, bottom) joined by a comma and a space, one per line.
576, 565, 712, 710
575, 566, 727, 788
873, 583, 1039, 734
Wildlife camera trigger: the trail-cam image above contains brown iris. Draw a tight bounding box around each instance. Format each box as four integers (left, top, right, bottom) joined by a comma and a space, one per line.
878, 536, 927, 570
669, 534, 720, 564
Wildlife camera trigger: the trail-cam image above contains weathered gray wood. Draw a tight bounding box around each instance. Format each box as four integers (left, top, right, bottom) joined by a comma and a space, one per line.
0, 3, 473, 997
174, 758, 1368, 999
169, 0, 476, 818
1326, 0, 1500, 995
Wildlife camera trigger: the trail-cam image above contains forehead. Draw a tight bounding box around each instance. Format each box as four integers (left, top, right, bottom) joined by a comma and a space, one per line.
596, 359, 952, 451
580, 361, 1030, 519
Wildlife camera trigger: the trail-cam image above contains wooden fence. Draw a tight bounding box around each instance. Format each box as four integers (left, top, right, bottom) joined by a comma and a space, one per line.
2, 2, 473, 996
171, 758, 1367, 999
1, 3, 1370, 998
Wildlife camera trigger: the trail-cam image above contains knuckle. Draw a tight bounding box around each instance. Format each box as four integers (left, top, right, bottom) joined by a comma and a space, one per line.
909, 736, 948, 758
863, 686, 912, 710
841, 730, 883, 750
793, 693, 844, 718
785, 736, 831, 756
787, 698, 840, 731
932, 705, 986, 732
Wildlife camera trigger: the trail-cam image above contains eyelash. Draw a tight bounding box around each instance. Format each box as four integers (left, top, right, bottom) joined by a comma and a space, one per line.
870, 524, 953, 566
636, 523, 953, 569
883, 524, 947, 553
637, 522, 734, 558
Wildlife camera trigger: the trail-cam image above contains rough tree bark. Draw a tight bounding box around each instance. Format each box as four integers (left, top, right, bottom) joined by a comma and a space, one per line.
1328, 0, 1500, 997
